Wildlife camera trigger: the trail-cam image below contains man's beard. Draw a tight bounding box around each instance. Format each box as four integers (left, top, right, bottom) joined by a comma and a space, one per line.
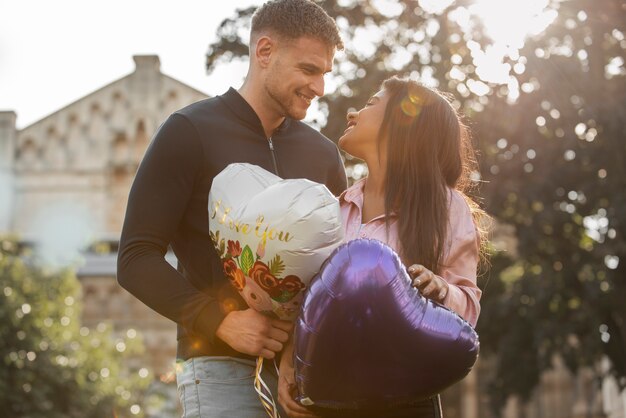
264, 76, 305, 121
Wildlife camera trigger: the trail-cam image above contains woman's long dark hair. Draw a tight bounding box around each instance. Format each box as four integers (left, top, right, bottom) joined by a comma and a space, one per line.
379, 76, 487, 273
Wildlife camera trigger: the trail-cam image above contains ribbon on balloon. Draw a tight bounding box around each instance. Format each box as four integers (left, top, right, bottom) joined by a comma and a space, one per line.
254, 357, 281, 418
208, 163, 344, 417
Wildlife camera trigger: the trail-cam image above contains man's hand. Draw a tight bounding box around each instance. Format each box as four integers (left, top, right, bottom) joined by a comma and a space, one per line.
215, 308, 292, 359
408, 264, 449, 304
278, 342, 319, 418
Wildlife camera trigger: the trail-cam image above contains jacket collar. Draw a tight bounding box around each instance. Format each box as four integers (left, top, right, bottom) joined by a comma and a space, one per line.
218, 87, 291, 137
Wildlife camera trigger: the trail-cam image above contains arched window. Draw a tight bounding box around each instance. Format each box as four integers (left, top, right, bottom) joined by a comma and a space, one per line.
17, 137, 39, 168
112, 133, 129, 166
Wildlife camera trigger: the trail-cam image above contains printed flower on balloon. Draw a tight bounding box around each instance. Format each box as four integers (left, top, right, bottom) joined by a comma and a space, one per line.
208, 163, 343, 321
211, 234, 306, 318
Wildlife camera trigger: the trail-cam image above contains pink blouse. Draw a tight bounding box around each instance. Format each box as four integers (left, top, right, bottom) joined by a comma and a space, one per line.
339, 178, 482, 327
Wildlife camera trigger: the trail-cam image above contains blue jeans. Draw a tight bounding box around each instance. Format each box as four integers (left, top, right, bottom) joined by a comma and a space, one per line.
176, 356, 285, 418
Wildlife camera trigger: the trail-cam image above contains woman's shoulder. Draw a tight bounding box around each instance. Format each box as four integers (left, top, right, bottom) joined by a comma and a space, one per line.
448, 188, 471, 212
447, 188, 477, 234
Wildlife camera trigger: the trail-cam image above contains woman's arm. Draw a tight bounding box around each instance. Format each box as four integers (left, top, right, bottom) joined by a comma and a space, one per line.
278, 339, 319, 418
409, 193, 482, 327
437, 226, 481, 326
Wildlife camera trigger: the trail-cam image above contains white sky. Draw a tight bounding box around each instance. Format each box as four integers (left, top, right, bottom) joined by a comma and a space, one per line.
0, 0, 263, 129
0, 0, 561, 129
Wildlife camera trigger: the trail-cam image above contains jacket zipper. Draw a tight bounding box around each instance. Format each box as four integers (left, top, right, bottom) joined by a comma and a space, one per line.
267, 137, 279, 176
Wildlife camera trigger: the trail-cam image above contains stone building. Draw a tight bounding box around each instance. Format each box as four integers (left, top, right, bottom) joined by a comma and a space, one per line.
1, 54, 624, 418
0, 55, 207, 376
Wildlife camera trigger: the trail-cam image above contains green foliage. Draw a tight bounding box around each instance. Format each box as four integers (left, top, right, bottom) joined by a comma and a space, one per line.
206, 0, 626, 413
0, 239, 151, 417
268, 254, 285, 277
240, 245, 255, 274
475, 0, 626, 409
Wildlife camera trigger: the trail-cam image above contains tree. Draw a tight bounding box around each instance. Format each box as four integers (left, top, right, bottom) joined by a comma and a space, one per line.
475, 0, 626, 409
0, 238, 151, 417
206, 0, 483, 154
206, 0, 626, 413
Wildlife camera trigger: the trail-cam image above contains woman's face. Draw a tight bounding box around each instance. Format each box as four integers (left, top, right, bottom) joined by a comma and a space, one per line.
338, 89, 390, 161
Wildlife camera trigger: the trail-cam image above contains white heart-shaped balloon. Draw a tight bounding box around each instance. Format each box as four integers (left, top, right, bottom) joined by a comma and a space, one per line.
208, 163, 343, 320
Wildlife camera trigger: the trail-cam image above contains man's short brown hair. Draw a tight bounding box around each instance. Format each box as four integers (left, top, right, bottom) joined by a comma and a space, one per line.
251, 0, 344, 50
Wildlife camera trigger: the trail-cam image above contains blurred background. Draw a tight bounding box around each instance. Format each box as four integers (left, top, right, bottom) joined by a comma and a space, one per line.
1, 0, 624, 417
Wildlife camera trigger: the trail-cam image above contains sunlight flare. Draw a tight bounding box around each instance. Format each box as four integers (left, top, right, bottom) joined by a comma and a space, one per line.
446, 0, 559, 93
471, 0, 558, 49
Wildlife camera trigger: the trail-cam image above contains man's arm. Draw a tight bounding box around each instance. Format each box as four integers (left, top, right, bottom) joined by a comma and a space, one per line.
116, 113, 225, 344
117, 113, 294, 356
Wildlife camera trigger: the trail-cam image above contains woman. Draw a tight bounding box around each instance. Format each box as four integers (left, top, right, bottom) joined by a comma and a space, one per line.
278, 77, 489, 418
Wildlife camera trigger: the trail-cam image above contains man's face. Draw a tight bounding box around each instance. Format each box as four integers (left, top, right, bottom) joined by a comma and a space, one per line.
264, 36, 334, 121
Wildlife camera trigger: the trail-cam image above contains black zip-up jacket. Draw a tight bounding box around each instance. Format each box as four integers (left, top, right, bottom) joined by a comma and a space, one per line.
117, 88, 347, 361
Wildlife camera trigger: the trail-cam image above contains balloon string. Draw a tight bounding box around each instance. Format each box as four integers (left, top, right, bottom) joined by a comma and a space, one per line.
255, 356, 281, 418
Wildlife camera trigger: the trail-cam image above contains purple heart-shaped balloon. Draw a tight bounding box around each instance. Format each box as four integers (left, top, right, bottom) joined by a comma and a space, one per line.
294, 239, 479, 412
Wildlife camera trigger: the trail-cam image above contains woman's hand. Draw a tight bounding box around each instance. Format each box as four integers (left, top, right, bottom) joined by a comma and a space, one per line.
408, 264, 449, 304
278, 341, 319, 418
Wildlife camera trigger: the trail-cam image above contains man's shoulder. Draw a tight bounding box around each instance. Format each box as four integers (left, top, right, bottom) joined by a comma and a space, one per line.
285, 120, 338, 152
286, 119, 324, 137
175, 95, 225, 120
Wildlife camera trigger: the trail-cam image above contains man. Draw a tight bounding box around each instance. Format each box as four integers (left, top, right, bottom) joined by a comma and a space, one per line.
116, 0, 346, 417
